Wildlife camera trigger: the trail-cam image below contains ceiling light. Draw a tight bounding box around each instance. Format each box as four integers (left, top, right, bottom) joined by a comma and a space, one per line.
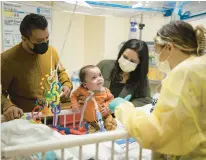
64, 0, 92, 8
132, 3, 143, 8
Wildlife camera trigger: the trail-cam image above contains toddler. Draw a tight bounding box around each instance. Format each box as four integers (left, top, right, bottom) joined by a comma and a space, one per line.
71, 65, 117, 132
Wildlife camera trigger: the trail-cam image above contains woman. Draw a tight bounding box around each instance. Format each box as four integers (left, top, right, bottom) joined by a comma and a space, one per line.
97, 39, 152, 107
110, 21, 206, 160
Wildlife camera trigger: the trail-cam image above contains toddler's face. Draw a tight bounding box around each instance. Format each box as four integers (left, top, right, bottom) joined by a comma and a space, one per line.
84, 67, 104, 91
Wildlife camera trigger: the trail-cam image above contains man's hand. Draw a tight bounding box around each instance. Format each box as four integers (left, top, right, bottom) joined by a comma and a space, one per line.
61, 86, 71, 98
4, 106, 24, 121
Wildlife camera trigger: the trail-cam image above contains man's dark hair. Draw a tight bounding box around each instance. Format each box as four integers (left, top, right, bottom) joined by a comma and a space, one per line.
20, 13, 48, 38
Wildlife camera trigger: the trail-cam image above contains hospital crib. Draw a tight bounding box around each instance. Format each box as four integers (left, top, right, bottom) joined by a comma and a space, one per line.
1, 109, 144, 160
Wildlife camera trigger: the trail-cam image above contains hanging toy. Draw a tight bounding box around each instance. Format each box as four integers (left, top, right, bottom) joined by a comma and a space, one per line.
31, 106, 42, 124
31, 71, 62, 127
30, 99, 46, 123
29, 1, 78, 126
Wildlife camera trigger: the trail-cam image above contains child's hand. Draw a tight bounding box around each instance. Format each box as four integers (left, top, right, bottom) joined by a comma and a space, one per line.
72, 106, 80, 113
104, 115, 117, 131
100, 106, 110, 117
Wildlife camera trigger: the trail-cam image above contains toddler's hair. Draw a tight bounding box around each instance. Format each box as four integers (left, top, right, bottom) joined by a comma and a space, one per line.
79, 65, 97, 82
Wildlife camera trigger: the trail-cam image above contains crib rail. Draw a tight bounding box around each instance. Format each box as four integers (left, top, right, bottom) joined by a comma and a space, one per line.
1, 109, 78, 127
2, 130, 129, 158
1, 109, 143, 160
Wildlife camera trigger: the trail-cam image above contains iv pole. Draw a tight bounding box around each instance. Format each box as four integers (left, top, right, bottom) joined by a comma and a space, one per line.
139, 13, 144, 40
139, 13, 145, 40
129, 12, 145, 160
138, 13, 144, 160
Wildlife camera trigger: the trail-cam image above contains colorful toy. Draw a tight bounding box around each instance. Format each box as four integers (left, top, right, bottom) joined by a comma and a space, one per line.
51, 123, 88, 135
21, 113, 42, 124
31, 71, 62, 127
32, 106, 42, 122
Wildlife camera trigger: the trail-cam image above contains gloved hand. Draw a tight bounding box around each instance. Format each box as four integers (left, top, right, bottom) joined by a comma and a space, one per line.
109, 95, 132, 113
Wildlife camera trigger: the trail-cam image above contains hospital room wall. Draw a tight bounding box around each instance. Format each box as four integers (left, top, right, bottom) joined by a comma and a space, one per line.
103, 15, 206, 61
187, 17, 206, 28
84, 16, 105, 66
51, 10, 85, 76
83, 15, 170, 65
104, 15, 170, 60
1, 4, 206, 76
104, 16, 130, 60
0, 4, 85, 76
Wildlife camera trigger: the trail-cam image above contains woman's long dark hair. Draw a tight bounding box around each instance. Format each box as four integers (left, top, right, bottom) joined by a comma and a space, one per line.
110, 39, 149, 88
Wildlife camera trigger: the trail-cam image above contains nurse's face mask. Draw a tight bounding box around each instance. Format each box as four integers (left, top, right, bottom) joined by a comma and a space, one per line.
155, 45, 172, 74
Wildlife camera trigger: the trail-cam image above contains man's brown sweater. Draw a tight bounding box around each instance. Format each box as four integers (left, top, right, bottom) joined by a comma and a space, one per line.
1, 43, 72, 112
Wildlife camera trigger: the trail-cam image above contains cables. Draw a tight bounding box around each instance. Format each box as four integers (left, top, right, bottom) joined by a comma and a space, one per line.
55, 1, 78, 73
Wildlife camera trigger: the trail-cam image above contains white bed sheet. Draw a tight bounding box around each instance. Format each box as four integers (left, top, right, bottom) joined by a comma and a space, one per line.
61, 115, 152, 160
1, 119, 77, 160
1, 104, 153, 160
63, 140, 151, 160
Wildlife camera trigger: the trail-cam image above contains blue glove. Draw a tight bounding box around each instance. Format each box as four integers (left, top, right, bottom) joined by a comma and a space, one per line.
45, 151, 56, 160
35, 151, 56, 160
109, 95, 132, 113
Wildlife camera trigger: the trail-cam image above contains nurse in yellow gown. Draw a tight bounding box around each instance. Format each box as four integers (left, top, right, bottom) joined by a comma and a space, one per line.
109, 21, 206, 160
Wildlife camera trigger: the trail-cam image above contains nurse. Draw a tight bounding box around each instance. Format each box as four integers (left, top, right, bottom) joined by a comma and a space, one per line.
109, 20, 206, 160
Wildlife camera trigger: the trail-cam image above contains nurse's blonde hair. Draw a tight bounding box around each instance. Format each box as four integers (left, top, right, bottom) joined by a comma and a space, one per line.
154, 20, 206, 56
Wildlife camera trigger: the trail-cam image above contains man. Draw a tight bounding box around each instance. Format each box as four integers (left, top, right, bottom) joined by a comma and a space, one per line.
1, 13, 73, 121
